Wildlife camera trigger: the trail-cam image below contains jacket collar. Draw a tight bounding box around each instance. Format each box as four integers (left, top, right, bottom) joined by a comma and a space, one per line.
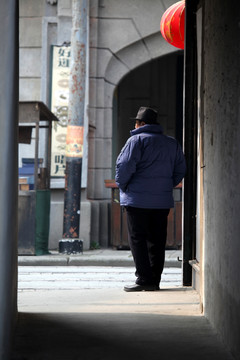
130, 124, 163, 136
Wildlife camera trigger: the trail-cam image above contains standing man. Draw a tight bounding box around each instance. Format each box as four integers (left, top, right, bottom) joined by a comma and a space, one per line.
115, 107, 186, 292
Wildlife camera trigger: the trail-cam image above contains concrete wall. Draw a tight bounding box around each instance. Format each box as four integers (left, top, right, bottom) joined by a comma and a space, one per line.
201, 1, 240, 358
19, 0, 57, 100
49, 190, 91, 250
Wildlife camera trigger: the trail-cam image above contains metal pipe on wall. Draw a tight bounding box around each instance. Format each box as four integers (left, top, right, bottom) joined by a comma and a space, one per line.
0, 0, 19, 358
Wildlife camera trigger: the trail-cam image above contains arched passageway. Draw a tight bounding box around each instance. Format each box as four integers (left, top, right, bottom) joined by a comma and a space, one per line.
87, 8, 185, 251
110, 52, 184, 250
112, 51, 184, 172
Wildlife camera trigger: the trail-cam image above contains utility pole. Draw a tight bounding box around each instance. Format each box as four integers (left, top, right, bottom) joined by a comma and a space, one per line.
59, 0, 87, 254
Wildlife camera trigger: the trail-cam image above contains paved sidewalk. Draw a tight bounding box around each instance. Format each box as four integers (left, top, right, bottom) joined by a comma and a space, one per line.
18, 249, 182, 267
13, 251, 236, 360
13, 286, 235, 360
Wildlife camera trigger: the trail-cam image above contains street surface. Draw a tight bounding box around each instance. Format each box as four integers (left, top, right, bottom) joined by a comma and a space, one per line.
17, 266, 183, 314
18, 266, 182, 290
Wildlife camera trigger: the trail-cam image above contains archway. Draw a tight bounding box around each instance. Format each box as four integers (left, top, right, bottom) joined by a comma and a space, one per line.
111, 51, 184, 250
112, 51, 184, 172
88, 31, 184, 250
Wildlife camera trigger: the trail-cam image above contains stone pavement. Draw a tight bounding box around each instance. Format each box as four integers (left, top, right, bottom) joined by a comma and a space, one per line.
18, 249, 182, 267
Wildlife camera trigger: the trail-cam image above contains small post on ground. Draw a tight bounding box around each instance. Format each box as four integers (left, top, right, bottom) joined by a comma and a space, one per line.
59, 0, 87, 254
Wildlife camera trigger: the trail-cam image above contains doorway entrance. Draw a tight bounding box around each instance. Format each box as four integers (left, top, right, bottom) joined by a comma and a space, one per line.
112, 51, 184, 250
112, 52, 184, 167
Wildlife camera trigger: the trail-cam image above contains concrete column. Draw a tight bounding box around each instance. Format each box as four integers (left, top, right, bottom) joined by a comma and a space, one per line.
0, 0, 19, 358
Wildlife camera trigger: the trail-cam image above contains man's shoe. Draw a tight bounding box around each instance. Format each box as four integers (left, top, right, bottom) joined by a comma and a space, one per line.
124, 284, 157, 292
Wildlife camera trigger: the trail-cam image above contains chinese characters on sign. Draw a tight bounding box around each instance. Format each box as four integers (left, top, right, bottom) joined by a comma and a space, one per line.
50, 45, 71, 177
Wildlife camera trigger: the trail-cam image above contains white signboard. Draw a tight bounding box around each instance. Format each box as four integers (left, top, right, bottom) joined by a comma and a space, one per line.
50, 45, 71, 177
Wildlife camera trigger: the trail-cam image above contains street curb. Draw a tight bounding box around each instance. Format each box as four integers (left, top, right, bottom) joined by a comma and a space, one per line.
18, 249, 182, 267
18, 256, 181, 268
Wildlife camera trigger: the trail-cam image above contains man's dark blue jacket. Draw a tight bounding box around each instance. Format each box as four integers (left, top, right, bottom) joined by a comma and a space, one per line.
115, 124, 186, 209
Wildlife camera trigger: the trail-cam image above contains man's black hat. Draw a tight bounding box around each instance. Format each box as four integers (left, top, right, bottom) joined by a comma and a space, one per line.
131, 107, 158, 124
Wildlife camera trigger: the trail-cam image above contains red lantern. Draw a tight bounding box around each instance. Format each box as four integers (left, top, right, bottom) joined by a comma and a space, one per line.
160, 0, 185, 49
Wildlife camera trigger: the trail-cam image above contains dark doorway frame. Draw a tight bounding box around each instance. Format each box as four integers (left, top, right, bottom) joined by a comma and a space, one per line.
182, 0, 199, 286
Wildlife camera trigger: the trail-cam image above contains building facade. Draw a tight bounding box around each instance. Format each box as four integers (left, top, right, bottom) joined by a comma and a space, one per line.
19, 0, 180, 250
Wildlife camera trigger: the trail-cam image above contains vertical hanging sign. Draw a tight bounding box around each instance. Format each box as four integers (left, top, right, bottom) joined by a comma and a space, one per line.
50, 45, 71, 177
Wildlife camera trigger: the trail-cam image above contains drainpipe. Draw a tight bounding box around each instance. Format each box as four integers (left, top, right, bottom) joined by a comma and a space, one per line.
59, 0, 87, 254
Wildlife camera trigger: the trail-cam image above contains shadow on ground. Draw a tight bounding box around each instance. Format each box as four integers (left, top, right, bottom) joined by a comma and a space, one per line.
11, 311, 234, 360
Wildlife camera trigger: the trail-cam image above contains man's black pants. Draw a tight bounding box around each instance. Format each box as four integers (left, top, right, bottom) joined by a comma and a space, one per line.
126, 207, 170, 287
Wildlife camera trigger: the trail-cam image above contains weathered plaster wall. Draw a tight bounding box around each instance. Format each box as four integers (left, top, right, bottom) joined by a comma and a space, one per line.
202, 1, 240, 357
